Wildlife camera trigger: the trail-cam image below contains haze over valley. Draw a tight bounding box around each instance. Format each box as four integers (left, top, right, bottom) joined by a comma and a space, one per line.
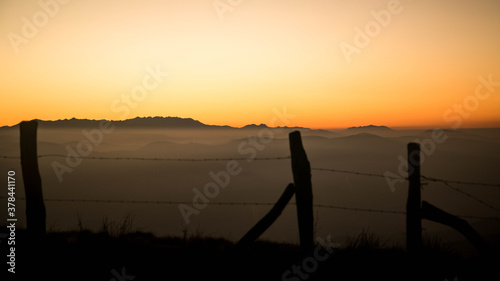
1, 117, 499, 255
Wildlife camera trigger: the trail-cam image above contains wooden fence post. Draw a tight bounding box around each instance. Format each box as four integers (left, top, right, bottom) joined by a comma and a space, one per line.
235, 183, 295, 249
289, 131, 313, 254
20, 120, 46, 237
406, 142, 422, 254
421, 201, 491, 257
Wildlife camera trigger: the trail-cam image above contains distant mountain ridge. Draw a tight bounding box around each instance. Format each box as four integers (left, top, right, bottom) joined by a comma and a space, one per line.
0, 117, 335, 135
346, 125, 393, 131
1, 117, 225, 129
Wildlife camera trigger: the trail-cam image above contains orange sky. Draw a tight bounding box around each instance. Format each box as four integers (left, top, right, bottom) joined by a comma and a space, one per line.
1, 0, 499, 129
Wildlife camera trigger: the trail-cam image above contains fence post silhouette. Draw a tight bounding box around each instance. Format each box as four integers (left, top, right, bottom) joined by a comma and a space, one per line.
406, 142, 422, 254
20, 120, 46, 238
235, 183, 295, 249
289, 131, 313, 254
421, 201, 491, 257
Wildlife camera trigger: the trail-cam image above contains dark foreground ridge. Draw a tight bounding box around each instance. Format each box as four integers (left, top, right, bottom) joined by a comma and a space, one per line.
1, 228, 497, 281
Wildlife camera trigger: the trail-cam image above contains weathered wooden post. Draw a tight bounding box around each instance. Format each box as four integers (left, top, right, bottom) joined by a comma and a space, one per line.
289, 131, 313, 254
235, 183, 295, 249
421, 201, 491, 257
20, 120, 46, 237
406, 143, 422, 254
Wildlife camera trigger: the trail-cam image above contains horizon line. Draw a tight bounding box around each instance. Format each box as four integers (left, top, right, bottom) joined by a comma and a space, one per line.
1, 116, 499, 131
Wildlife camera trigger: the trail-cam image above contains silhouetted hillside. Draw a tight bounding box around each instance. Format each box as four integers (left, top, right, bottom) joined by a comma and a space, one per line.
2, 227, 497, 281
346, 125, 393, 131
0, 117, 327, 131
1, 117, 213, 129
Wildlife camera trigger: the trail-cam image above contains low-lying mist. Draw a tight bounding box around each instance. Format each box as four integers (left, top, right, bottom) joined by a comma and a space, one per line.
1, 126, 499, 254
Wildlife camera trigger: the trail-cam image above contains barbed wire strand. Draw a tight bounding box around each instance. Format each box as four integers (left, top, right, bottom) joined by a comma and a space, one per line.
1, 196, 498, 221
311, 167, 406, 181
313, 167, 500, 188
421, 175, 500, 188
3, 154, 500, 187
1, 155, 290, 161
435, 181, 500, 213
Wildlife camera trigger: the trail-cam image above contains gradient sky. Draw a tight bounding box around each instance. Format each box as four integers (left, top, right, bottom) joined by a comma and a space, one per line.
1, 0, 499, 129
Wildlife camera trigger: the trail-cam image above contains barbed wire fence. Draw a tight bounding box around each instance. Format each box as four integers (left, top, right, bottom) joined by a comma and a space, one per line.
1, 197, 498, 221
2, 154, 499, 221
1, 154, 291, 161
3, 154, 500, 185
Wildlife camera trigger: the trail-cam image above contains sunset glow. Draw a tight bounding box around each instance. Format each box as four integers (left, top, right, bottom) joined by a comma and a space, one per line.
1, 0, 499, 128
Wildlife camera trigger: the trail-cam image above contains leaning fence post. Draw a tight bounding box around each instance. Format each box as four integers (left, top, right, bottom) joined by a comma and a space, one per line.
20, 120, 46, 237
235, 183, 295, 249
289, 131, 313, 254
421, 201, 491, 257
406, 142, 422, 254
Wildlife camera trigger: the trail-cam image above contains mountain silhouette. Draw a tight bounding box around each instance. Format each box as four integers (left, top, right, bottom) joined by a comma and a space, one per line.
1, 117, 227, 129
0, 117, 338, 136
346, 125, 393, 131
